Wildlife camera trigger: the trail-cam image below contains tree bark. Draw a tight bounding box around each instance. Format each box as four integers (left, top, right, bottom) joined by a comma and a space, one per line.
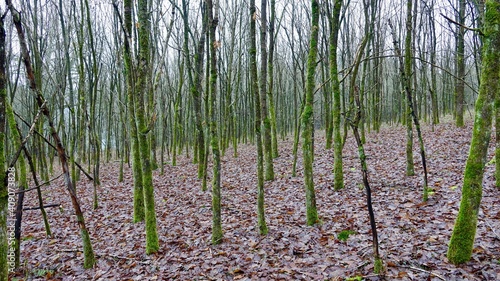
302, 0, 320, 226
455, 0, 466, 127
136, 0, 159, 254
250, 0, 268, 236
0, 11, 8, 280
328, 0, 344, 190
448, 0, 500, 264
260, 0, 275, 181
207, 0, 223, 245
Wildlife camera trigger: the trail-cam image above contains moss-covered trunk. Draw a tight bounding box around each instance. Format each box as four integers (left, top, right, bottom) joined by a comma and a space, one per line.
250, 0, 268, 236
0, 13, 8, 280
328, 0, 344, 190
136, 0, 159, 254
207, 0, 223, 245
268, 0, 279, 159
447, 0, 500, 265
260, 0, 275, 181
122, 0, 145, 223
6, 102, 28, 268
455, 0, 466, 128
302, 0, 320, 226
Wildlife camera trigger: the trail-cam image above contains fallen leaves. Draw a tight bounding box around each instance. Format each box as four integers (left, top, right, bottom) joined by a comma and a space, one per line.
11, 120, 500, 280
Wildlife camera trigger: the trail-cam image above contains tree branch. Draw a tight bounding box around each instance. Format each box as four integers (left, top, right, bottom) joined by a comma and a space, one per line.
441, 13, 484, 36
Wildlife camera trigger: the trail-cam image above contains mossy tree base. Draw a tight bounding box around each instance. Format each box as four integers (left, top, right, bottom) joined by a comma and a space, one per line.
447, 0, 500, 265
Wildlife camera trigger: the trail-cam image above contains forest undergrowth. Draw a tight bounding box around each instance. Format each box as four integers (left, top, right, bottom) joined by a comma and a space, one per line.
12, 120, 500, 280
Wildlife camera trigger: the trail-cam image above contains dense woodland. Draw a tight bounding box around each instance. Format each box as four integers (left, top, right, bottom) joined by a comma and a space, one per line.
0, 0, 499, 279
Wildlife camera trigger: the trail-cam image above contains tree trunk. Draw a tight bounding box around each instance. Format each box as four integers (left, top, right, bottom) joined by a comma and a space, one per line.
118, 0, 145, 223
302, 0, 320, 226
268, 0, 279, 159
207, 0, 223, 245
182, 0, 207, 184
136, 0, 159, 254
250, 0, 268, 236
329, 0, 344, 190
447, 0, 500, 264
0, 13, 8, 280
260, 0, 275, 181
455, 0, 466, 127
7, 1, 96, 268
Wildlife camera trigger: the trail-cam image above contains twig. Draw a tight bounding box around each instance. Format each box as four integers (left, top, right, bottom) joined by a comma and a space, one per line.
397, 265, 446, 280
15, 173, 64, 194
483, 219, 500, 240
97, 253, 151, 265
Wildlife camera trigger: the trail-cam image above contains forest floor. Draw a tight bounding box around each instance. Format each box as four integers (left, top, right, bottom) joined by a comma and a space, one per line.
11, 119, 500, 280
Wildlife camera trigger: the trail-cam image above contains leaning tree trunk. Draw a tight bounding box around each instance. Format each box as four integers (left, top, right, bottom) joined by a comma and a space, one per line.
6, 0, 96, 268
447, 0, 500, 265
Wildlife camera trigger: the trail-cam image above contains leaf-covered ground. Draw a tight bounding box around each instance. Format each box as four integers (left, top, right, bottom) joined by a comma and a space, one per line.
11, 120, 500, 280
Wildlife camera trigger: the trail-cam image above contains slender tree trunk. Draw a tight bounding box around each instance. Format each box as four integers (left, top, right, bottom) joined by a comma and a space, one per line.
302, 0, 320, 226
329, 0, 344, 190
0, 12, 8, 280
429, 0, 439, 126
260, 0, 275, 181
207, 0, 223, 245
136, 0, 159, 254
6, 102, 28, 268
448, 0, 500, 264
182, 0, 207, 183
455, 0, 466, 127
6, 1, 96, 268
117, 0, 145, 223
390, 0, 429, 201
250, 0, 268, 236
268, 0, 279, 159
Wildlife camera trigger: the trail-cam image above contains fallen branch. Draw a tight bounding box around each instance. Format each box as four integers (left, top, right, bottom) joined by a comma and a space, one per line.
23, 203, 60, 211
397, 265, 446, 281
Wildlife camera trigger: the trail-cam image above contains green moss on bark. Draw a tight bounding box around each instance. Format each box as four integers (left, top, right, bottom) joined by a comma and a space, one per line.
329, 0, 344, 191
0, 14, 7, 280
207, 0, 223, 245
136, 0, 159, 254
447, 0, 500, 265
302, 0, 320, 226
250, 0, 268, 236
